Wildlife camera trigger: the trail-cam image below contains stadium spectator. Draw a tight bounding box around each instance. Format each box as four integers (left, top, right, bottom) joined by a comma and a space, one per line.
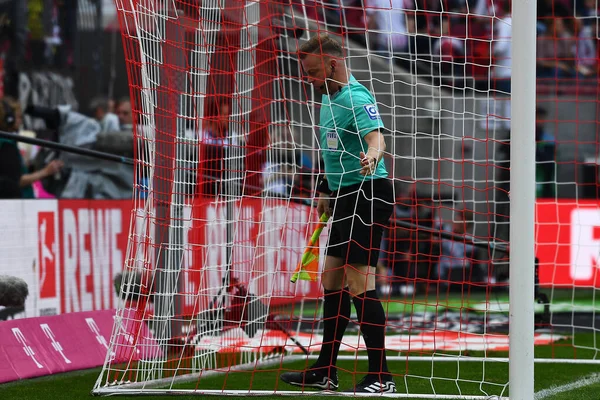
261, 127, 296, 196
23, 101, 134, 199
291, 0, 340, 27
573, 18, 597, 77
340, 0, 368, 45
464, 16, 492, 84
537, 18, 578, 78
431, 16, 466, 86
374, 187, 448, 298
0, 0, 27, 98
403, 197, 439, 293
365, 0, 409, 56
116, 98, 134, 131
0, 97, 63, 199
473, 0, 496, 16
291, 0, 592, 88
90, 97, 120, 133
491, 0, 512, 93
407, 0, 445, 51
538, 0, 572, 18
437, 207, 480, 288
577, 0, 599, 22
405, 10, 433, 62
376, 184, 423, 296
197, 97, 242, 196
199, 97, 236, 145
259, 125, 317, 198
535, 107, 557, 198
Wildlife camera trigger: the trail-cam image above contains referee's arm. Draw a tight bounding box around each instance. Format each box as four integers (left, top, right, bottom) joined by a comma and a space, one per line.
360, 130, 386, 176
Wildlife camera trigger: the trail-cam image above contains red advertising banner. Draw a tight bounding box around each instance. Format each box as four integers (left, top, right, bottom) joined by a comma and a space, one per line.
536, 200, 600, 288
1, 198, 323, 320
183, 199, 324, 315
58, 200, 131, 314
4, 198, 600, 321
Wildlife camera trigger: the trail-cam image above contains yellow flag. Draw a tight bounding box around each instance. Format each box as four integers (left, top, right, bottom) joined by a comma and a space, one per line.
291, 213, 329, 283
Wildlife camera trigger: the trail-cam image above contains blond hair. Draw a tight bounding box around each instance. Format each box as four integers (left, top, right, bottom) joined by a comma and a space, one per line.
298, 33, 343, 60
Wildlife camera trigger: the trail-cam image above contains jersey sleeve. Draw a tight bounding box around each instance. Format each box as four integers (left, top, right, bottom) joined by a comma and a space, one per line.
349, 90, 385, 138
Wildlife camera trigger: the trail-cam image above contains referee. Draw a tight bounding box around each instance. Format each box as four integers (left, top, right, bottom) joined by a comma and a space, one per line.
280, 34, 395, 393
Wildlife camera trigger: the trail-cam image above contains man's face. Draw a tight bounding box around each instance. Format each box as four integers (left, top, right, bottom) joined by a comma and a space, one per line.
300, 54, 334, 95
217, 104, 230, 130
452, 219, 466, 234
117, 102, 133, 126
94, 107, 106, 121
554, 18, 566, 34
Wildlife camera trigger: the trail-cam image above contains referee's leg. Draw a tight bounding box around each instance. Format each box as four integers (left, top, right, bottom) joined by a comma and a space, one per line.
340, 179, 396, 391
311, 255, 351, 373
346, 263, 393, 383
279, 255, 350, 390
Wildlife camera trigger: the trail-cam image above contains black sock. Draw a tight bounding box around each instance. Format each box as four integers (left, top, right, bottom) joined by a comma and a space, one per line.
314, 288, 351, 374
353, 290, 389, 374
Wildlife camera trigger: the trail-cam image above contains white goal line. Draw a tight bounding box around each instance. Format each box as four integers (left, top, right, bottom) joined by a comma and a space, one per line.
91, 352, 598, 397
92, 387, 506, 399
331, 355, 600, 364
534, 373, 600, 399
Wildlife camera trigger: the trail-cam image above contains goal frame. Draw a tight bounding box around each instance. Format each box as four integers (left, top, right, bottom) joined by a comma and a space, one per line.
91, 0, 538, 398
508, 0, 536, 399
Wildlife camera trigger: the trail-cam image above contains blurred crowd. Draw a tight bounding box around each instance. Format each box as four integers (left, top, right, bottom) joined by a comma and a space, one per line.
294, 0, 599, 89
0, 93, 319, 202
0, 0, 566, 296
373, 185, 501, 296
0, 96, 135, 200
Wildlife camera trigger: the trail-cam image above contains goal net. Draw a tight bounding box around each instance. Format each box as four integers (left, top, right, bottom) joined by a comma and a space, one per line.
93, 0, 599, 397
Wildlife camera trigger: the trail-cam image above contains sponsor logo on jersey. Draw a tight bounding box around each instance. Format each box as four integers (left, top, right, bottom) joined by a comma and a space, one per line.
363, 104, 380, 120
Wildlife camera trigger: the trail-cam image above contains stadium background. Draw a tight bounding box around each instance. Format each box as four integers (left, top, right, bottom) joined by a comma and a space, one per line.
0, 0, 599, 395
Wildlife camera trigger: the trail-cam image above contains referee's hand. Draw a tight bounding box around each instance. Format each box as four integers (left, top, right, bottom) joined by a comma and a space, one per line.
359, 151, 376, 176
317, 196, 331, 219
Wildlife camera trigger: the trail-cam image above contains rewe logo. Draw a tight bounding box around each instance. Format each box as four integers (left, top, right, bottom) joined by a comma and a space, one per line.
570, 208, 600, 281
61, 206, 125, 313
38, 212, 57, 298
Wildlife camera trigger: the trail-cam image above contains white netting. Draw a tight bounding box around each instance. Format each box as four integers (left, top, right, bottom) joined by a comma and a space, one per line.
93, 0, 600, 398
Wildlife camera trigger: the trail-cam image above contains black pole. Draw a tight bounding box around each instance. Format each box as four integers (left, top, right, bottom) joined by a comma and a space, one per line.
393, 219, 510, 254
0, 130, 134, 165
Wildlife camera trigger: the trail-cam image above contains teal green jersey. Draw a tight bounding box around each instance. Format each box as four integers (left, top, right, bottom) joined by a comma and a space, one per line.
319, 75, 387, 191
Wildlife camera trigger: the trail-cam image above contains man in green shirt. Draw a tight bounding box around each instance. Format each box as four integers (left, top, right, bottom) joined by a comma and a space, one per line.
280, 34, 395, 394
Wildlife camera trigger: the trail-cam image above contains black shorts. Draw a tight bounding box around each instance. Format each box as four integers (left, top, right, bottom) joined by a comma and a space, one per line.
326, 178, 394, 266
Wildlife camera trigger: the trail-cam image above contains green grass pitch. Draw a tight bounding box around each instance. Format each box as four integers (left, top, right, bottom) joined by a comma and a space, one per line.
1, 290, 599, 399
2, 339, 600, 400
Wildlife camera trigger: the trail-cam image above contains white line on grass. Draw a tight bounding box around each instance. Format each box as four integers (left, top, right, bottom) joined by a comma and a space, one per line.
534, 373, 600, 399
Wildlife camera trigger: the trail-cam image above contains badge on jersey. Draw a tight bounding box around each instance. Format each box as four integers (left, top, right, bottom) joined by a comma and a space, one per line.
363, 104, 381, 120
326, 131, 338, 150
